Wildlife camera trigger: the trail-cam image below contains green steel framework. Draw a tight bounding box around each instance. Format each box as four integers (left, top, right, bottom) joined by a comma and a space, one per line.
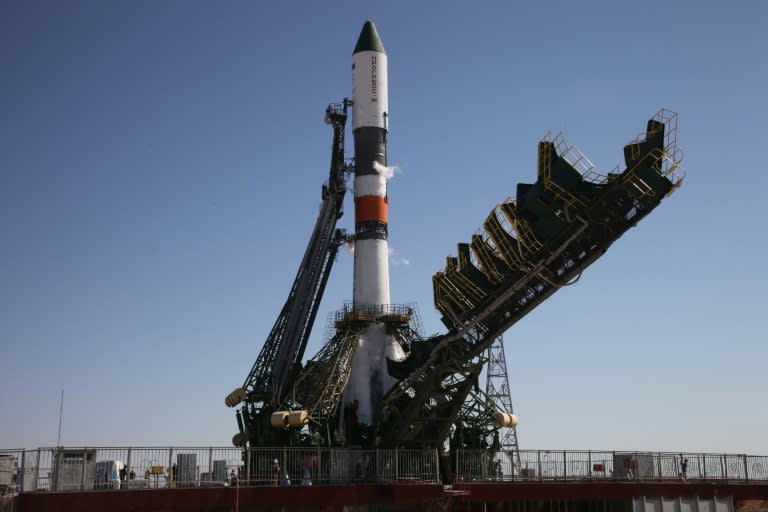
228, 108, 684, 458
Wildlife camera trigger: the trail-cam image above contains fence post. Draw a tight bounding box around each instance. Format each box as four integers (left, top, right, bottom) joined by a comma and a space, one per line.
657, 453, 662, 479
245, 448, 251, 486
702, 454, 706, 480
33, 449, 40, 491
208, 448, 213, 484
434, 448, 439, 483
50, 449, 57, 492
20, 451, 26, 493
743, 454, 749, 482
80, 448, 87, 491
537, 450, 542, 481
722, 454, 728, 480
168, 448, 174, 488
563, 451, 567, 480
395, 449, 399, 482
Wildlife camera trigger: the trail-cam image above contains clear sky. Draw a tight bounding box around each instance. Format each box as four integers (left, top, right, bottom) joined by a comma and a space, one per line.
2, 1, 766, 453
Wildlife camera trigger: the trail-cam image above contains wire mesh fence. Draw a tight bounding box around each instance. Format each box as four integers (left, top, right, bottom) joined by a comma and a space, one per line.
6, 447, 439, 492
456, 449, 768, 483
5, 447, 768, 492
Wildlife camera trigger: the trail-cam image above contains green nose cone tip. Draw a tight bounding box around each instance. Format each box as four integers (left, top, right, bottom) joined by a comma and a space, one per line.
354, 20, 386, 54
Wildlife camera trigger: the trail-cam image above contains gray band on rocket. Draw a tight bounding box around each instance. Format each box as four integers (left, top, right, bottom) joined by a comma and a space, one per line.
356, 221, 388, 240
354, 127, 387, 177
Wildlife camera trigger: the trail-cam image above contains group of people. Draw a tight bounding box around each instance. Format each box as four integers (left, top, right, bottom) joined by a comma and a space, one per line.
226, 459, 312, 487
118, 465, 135, 481
625, 455, 689, 481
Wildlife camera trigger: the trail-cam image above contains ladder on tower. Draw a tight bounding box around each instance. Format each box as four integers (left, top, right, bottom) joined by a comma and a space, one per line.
485, 335, 521, 476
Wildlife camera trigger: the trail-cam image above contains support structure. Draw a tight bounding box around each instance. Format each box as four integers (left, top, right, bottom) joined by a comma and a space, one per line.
226, 96, 685, 454
485, 336, 521, 475
224, 100, 351, 448
377, 109, 684, 449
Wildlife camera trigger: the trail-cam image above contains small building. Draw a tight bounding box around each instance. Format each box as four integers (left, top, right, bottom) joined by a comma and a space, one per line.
52, 449, 96, 491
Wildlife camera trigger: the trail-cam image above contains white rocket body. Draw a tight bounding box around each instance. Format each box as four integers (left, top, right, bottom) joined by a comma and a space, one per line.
343, 21, 398, 427
351, 48, 388, 132
352, 35, 389, 308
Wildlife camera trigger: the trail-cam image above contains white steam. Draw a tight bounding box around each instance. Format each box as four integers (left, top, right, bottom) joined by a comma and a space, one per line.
372, 161, 398, 180
388, 246, 411, 266
344, 240, 355, 254
343, 323, 406, 425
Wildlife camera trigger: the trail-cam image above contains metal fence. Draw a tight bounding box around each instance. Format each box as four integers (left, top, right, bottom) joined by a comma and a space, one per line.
0, 447, 439, 493
456, 449, 768, 482
4, 447, 768, 493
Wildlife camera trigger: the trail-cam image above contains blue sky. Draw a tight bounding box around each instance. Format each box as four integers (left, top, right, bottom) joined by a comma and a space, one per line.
1, 1, 766, 453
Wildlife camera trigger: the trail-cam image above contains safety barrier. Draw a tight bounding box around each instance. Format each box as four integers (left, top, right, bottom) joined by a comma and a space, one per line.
455, 449, 768, 482
4, 447, 767, 493
0, 494, 16, 512
0, 447, 439, 493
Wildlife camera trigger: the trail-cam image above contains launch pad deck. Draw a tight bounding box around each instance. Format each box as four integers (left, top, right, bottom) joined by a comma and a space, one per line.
12, 481, 768, 512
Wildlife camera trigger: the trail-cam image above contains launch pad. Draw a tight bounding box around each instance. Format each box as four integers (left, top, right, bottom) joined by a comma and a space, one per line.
224, 21, 686, 479
226, 105, 684, 455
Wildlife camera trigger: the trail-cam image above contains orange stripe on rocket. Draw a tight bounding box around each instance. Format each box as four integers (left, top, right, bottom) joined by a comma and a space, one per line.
355, 195, 388, 224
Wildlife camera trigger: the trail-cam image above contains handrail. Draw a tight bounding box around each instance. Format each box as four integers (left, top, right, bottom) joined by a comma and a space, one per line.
455, 448, 768, 483
0, 447, 440, 493
2, 447, 766, 493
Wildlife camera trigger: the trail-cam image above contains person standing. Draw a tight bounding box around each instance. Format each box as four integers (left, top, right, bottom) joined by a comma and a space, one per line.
271, 459, 280, 487
681, 457, 688, 481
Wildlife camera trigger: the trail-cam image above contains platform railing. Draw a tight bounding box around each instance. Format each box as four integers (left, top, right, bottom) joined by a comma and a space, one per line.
455, 449, 768, 483
4, 447, 768, 493
0, 447, 440, 493
334, 302, 415, 322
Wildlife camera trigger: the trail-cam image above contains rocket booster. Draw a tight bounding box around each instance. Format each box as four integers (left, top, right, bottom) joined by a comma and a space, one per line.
344, 21, 404, 428
352, 20, 390, 308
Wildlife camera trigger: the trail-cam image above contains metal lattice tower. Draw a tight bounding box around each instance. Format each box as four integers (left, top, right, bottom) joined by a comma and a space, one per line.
485, 335, 521, 473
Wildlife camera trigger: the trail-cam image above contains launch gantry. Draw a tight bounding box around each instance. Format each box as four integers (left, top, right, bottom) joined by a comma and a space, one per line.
375, 109, 684, 450
226, 104, 685, 456
225, 100, 352, 448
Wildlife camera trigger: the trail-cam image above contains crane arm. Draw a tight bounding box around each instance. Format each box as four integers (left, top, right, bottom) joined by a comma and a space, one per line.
232, 101, 350, 421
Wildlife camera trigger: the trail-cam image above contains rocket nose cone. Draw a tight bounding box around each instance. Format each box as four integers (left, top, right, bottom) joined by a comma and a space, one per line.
354, 20, 386, 54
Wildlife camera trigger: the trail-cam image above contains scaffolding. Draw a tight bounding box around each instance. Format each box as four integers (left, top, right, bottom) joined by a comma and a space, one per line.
484, 336, 521, 475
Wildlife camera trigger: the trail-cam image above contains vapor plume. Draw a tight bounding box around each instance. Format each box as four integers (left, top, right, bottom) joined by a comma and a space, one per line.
372, 161, 399, 180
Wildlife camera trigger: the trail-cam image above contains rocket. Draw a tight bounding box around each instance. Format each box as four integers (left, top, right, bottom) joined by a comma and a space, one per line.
342, 21, 398, 429
352, 20, 390, 308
